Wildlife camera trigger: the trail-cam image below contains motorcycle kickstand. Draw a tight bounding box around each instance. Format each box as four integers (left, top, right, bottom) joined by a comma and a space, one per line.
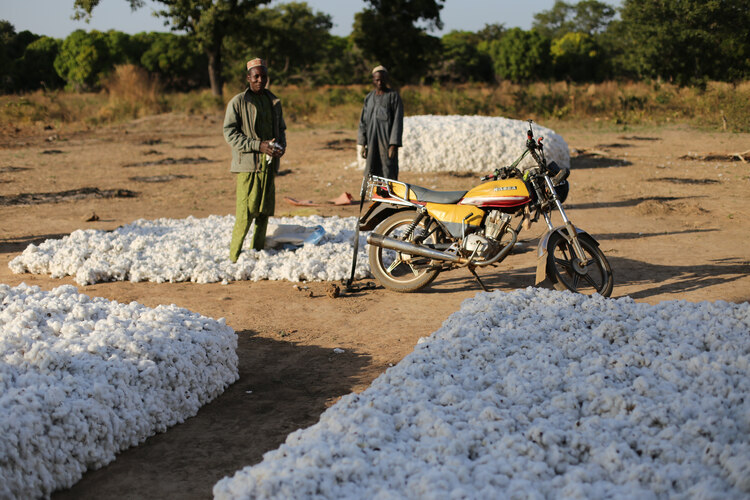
467, 265, 491, 292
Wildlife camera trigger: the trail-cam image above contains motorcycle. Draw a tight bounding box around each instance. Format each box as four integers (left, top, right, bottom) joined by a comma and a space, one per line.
359, 120, 614, 297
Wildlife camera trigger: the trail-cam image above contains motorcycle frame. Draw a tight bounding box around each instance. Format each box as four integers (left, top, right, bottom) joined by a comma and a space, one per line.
364, 175, 518, 269
363, 120, 599, 289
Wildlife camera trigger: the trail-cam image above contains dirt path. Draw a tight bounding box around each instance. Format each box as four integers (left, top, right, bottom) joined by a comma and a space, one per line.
1, 114, 749, 498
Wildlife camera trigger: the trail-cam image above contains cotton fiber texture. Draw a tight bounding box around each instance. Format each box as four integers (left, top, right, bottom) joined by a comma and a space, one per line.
0, 284, 238, 499
214, 288, 749, 499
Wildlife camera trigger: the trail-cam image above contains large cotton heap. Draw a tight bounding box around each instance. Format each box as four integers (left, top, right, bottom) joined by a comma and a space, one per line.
356, 115, 570, 173
9, 215, 369, 286
214, 288, 750, 499
0, 283, 238, 499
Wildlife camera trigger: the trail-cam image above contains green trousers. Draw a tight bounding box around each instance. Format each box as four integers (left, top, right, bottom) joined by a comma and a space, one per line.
229, 169, 274, 262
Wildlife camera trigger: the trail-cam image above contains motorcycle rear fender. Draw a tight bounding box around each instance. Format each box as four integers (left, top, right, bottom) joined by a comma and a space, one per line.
358, 202, 407, 231
535, 226, 597, 285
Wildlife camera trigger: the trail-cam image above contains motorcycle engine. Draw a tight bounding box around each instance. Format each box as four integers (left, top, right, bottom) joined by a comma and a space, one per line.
463, 233, 494, 258
462, 211, 510, 258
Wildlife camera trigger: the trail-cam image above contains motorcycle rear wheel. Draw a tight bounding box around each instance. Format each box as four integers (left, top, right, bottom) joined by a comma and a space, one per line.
546, 231, 614, 297
369, 210, 443, 293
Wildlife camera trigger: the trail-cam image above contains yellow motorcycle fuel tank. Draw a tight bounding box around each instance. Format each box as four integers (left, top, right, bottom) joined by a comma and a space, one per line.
425, 203, 484, 238
459, 178, 531, 208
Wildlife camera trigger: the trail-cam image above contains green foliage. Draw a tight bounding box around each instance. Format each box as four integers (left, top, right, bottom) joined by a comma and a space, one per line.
0, 21, 48, 92
533, 0, 616, 39
351, 0, 445, 83
312, 35, 367, 85
618, 0, 750, 85
489, 28, 551, 83
227, 2, 335, 85
2, 0, 748, 93
550, 32, 601, 81
54, 30, 113, 90
104, 30, 136, 66
431, 31, 494, 83
17, 37, 65, 90
73, 0, 272, 96
138, 32, 207, 89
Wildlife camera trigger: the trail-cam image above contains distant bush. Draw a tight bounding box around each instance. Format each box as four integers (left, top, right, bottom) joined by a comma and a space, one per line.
1, 81, 748, 133
98, 64, 167, 120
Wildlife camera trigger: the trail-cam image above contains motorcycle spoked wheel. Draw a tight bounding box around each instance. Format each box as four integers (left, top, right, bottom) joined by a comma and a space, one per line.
369, 210, 445, 293
546, 231, 614, 297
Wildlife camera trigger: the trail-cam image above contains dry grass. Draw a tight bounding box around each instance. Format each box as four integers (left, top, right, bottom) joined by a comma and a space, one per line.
1, 79, 748, 136
98, 65, 168, 121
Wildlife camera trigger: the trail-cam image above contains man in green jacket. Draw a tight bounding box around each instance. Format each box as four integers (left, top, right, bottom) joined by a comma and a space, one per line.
223, 58, 286, 262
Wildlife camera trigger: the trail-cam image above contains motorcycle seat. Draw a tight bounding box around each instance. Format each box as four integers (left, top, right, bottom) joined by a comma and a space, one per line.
407, 184, 468, 204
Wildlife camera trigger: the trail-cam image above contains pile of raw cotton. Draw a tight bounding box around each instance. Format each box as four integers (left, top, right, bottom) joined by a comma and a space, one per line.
0, 283, 238, 499
9, 215, 369, 286
355, 115, 570, 173
214, 288, 750, 499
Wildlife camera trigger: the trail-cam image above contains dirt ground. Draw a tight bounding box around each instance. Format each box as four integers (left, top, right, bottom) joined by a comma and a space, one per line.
1, 112, 749, 499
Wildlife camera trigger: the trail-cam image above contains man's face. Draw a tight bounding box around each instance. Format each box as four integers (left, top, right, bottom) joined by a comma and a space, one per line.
372, 71, 388, 92
247, 66, 268, 93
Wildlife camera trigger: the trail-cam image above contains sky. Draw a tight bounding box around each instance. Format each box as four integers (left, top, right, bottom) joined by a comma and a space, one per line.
2, 0, 622, 39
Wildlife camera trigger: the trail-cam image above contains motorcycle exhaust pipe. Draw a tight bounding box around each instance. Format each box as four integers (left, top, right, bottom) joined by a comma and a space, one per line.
367, 233, 467, 264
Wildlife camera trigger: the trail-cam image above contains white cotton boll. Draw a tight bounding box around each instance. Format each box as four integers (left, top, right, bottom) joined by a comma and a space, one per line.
0, 284, 238, 499
214, 288, 750, 499
9, 215, 371, 285
355, 115, 569, 173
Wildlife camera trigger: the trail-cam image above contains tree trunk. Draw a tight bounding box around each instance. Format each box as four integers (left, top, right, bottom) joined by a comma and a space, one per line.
206, 46, 223, 97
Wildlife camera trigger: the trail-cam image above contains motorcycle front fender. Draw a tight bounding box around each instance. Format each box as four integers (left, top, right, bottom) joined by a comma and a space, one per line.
535, 226, 596, 285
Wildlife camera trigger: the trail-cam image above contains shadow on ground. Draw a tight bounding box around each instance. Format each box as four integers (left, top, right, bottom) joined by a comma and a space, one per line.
53, 333, 371, 500
565, 195, 697, 210
608, 256, 750, 300
0, 234, 68, 254
414, 249, 748, 302
571, 155, 632, 169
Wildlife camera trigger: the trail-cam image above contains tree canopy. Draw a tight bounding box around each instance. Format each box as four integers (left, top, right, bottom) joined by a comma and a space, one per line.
352, 0, 445, 83
617, 0, 750, 85
533, 0, 616, 39
73, 0, 270, 96
1, 0, 749, 94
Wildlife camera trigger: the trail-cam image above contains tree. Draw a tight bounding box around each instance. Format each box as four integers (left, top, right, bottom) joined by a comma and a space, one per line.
17, 36, 65, 90
351, 0, 445, 83
532, 1, 616, 82
0, 21, 20, 91
432, 31, 494, 83
228, 2, 334, 84
532, 0, 616, 39
618, 0, 750, 84
313, 35, 366, 85
138, 32, 207, 88
487, 28, 551, 82
550, 32, 600, 81
53, 30, 112, 90
73, 0, 271, 97
0, 21, 43, 92
476, 23, 506, 43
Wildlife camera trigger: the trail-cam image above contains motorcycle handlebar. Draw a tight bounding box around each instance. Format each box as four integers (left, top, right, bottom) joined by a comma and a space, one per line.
481, 166, 519, 182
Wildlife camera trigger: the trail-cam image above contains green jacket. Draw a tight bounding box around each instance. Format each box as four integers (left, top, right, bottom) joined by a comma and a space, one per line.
223, 88, 287, 173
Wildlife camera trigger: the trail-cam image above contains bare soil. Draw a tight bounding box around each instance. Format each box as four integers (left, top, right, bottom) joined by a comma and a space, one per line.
1, 113, 749, 499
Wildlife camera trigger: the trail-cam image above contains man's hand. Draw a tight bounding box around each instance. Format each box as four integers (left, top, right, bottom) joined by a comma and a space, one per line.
360, 145, 367, 159
388, 145, 398, 159
260, 139, 284, 158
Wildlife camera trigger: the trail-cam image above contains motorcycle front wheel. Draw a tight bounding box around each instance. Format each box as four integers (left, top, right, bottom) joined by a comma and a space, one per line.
369, 210, 444, 293
546, 231, 614, 297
